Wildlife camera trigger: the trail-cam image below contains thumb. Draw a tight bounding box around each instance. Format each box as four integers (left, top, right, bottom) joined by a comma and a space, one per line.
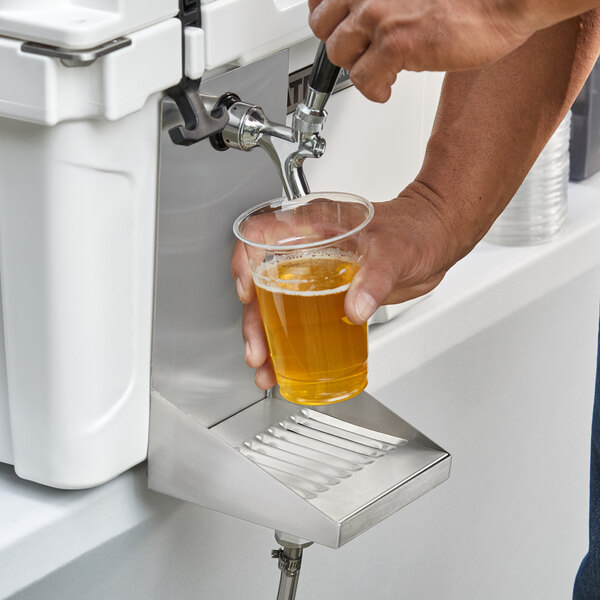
344, 261, 394, 325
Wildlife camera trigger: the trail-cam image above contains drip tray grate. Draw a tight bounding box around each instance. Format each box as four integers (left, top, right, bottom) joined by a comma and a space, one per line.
210, 392, 450, 545
239, 409, 408, 499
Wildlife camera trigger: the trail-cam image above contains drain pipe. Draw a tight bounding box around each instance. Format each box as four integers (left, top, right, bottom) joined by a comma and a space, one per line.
272, 532, 313, 600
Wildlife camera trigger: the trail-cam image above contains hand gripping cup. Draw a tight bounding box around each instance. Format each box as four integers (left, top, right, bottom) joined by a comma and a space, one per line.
234, 192, 374, 406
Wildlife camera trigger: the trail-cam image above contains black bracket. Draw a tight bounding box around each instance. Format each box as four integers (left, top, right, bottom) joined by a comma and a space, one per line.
179, 0, 202, 29
167, 79, 229, 146
166, 0, 229, 146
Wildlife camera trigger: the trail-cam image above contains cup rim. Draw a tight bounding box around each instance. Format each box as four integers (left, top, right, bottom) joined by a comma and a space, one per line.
233, 192, 374, 252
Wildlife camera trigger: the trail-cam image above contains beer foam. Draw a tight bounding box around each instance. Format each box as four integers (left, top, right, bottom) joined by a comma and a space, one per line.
254, 279, 351, 296
253, 248, 357, 297
260, 247, 354, 262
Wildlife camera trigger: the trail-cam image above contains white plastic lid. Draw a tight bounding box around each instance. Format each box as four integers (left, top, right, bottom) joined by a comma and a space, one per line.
0, 0, 178, 49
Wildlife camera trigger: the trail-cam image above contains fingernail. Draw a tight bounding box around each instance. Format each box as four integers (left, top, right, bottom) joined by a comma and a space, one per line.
245, 341, 251, 362
354, 291, 377, 323
236, 278, 245, 301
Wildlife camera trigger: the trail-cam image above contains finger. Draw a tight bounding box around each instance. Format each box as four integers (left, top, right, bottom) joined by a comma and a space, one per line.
255, 357, 277, 390
349, 45, 398, 102
345, 262, 394, 324
308, 0, 325, 13
309, 0, 350, 41
382, 271, 446, 305
231, 240, 255, 304
326, 19, 370, 70
242, 300, 270, 369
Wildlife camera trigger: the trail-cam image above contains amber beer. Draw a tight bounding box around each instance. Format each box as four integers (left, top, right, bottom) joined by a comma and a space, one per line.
254, 249, 368, 405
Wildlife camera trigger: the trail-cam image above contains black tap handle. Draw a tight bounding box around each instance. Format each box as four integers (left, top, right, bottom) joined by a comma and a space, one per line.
308, 42, 341, 94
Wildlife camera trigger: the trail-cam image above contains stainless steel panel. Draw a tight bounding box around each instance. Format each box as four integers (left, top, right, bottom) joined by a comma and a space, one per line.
152, 53, 288, 428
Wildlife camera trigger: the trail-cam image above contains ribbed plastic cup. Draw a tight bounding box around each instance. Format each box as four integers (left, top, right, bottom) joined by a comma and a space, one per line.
486, 112, 571, 246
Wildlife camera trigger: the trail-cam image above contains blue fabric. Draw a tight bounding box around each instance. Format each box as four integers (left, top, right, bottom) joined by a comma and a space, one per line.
574, 323, 600, 599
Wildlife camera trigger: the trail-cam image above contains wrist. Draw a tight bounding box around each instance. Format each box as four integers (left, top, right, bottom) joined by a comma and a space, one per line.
394, 182, 462, 276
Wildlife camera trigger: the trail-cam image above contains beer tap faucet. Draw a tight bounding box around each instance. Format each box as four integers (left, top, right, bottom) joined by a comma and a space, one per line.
168, 42, 341, 200
208, 43, 341, 200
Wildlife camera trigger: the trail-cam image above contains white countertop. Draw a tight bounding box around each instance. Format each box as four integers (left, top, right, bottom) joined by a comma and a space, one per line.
0, 463, 177, 598
1, 174, 600, 598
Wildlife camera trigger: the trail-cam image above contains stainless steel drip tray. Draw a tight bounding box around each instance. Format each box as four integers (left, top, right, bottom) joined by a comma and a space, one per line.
212, 392, 450, 546
148, 390, 450, 548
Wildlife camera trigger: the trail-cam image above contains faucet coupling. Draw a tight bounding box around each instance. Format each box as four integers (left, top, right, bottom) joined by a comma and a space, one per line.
211, 96, 267, 152
292, 87, 331, 136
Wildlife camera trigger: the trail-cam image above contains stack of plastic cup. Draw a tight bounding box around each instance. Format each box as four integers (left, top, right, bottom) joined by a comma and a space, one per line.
486, 111, 571, 246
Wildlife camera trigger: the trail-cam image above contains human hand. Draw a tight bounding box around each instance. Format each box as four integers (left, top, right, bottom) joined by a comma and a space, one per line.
231, 182, 465, 389
231, 239, 277, 390
308, 0, 535, 102
342, 183, 454, 324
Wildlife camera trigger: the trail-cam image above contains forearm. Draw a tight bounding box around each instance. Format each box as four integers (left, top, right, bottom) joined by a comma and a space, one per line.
515, 0, 600, 31
415, 11, 600, 264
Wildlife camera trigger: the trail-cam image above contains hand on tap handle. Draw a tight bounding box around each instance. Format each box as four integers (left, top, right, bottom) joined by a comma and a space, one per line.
307, 0, 600, 102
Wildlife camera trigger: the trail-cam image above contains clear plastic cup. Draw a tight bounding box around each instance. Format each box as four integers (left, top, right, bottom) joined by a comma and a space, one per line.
486, 112, 571, 246
233, 192, 373, 405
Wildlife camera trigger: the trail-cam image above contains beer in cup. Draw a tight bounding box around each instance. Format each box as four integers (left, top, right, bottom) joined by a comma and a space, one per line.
234, 192, 373, 405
